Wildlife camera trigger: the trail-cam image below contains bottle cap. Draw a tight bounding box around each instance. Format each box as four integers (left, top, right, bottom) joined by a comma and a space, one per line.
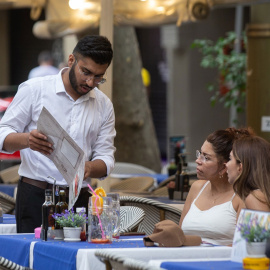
45, 189, 52, 196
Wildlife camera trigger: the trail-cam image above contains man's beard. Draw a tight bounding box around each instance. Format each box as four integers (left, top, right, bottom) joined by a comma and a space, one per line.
69, 64, 92, 96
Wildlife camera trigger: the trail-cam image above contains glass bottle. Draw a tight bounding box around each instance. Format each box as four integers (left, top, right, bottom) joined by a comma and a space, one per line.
55, 190, 68, 229
174, 154, 189, 201
107, 193, 120, 240
41, 189, 55, 241
174, 155, 182, 193
76, 207, 87, 241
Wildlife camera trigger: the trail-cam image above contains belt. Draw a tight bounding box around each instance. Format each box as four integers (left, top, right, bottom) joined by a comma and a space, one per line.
21, 177, 69, 190
21, 177, 89, 193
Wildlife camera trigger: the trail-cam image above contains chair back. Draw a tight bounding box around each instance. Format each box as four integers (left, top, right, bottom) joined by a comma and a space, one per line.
123, 258, 165, 270
95, 250, 127, 270
0, 192, 16, 214
0, 165, 20, 184
120, 206, 145, 233
95, 250, 165, 270
110, 177, 154, 192
120, 196, 181, 235
0, 256, 32, 270
151, 186, 168, 196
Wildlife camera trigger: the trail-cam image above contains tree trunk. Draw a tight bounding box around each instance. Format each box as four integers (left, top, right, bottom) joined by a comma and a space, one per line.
113, 26, 161, 173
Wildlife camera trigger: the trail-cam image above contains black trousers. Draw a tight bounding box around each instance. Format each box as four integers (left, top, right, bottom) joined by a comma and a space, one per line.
16, 178, 91, 233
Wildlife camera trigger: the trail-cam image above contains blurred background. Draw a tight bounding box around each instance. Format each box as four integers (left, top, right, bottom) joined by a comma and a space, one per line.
0, 0, 269, 174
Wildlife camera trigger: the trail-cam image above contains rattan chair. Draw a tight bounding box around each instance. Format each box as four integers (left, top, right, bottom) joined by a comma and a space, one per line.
120, 196, 182, 235
95, 250, 164, 270
120, 206, 145, 233
0, 256, 32, 270
151, 186, 168, 196
156, 173, 197, 190
110, 177, 154, 193
0, 164, 20, 184
95, 250, 128, 270
124, 258, 165, 270
0, 192, 16, 214
111, 162, 157, 175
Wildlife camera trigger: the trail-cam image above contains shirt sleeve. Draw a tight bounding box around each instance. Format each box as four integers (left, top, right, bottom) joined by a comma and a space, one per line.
90, 97, 116, 178
0, 82, 33, 153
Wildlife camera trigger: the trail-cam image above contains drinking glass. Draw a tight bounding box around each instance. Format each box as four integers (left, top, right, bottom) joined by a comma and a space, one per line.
88, 196, 112, 243
107, 193, 120, 239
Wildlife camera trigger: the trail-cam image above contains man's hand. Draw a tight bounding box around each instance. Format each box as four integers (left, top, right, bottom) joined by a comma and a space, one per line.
28, 129, 53, 155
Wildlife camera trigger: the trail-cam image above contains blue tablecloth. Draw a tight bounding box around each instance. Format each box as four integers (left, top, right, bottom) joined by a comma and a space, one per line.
160, 260, 243, 270
0, 184, 17, 197
0, 234, 33, 267
3, 214, 16, 224
0, 234, 148, 269
33, 235, 146, 270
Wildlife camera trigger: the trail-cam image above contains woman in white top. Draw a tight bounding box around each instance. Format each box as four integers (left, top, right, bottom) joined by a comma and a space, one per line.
180, 128, 250, 246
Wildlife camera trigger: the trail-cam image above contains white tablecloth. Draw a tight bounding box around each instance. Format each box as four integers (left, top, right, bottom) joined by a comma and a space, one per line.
0, 223, 16, 234
77, 243, 232, 270
0, 215, 16, 234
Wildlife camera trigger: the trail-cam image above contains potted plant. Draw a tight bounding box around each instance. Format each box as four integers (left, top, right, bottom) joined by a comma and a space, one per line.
53, 208, 87, 241
237, 217, 270, 257
192, 31, 247, 122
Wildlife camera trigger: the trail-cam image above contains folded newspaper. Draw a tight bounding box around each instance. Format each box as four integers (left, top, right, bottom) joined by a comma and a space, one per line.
37, 106, 85, 209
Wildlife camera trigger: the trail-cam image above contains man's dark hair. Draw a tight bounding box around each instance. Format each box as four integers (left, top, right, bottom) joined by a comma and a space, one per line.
73, 35, 113, 66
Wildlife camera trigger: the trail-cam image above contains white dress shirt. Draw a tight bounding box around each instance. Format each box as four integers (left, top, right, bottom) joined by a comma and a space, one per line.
0, 69, 116, 186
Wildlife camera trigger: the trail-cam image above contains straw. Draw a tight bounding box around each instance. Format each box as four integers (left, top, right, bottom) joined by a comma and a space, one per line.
87, 184, 105, 239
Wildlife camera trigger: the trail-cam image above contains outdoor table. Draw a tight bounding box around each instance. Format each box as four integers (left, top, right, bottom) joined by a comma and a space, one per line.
149, 258, 244, 270
0, 184, 17, 197
0, 234, 232, 270
0, 214, 16, 234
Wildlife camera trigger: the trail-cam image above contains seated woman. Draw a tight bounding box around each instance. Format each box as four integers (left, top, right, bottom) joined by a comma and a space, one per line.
179, 128, 250, 246
226, 135, 270, 212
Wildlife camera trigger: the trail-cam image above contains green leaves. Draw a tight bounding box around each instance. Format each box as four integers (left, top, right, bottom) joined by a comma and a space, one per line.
192, 31, 247, 114
238, 221, 270, 243
53, 208, 87, 228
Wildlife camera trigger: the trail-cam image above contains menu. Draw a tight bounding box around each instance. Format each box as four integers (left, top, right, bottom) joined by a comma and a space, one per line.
37, 106, 85, 209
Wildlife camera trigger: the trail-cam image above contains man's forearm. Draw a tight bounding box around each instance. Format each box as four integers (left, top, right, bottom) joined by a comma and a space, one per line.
85, 160, 107, 179
3, 133, 29, 152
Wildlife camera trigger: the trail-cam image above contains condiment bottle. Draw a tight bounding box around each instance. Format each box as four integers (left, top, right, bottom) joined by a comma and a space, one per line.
55, 190, 68, 229
41, 189, 55, 241
76, 207, 87, 241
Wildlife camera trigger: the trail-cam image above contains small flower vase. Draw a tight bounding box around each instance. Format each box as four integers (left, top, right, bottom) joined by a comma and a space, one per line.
246, 242, 267, 258
63, 227, 82, 242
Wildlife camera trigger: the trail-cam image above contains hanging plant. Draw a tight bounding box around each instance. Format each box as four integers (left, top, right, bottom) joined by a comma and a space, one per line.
192, 31, 247, 114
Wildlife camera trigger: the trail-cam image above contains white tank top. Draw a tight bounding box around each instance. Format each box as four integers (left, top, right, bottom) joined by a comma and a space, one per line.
181, 181, 237, 246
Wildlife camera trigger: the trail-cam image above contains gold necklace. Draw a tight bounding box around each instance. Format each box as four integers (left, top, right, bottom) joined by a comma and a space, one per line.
211, 192, 222, 204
